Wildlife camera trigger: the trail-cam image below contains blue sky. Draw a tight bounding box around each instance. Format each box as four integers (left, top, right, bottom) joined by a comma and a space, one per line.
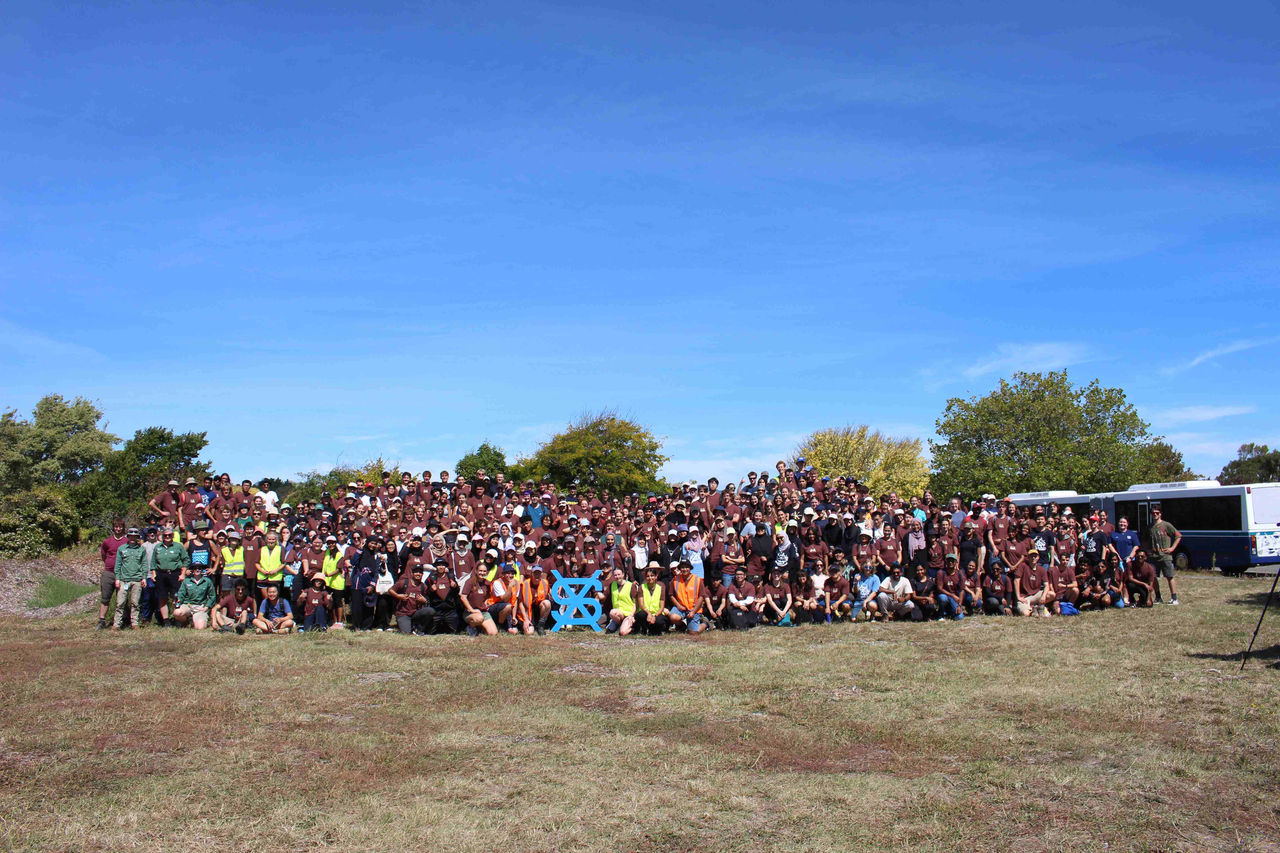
2, 0, 1277, 485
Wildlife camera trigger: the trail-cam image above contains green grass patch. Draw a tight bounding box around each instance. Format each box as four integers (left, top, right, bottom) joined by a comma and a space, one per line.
28, 575, 96, 609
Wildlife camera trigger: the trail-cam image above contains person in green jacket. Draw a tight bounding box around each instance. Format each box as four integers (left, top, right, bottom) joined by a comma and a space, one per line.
150, 526, 190, 627
112, 528, 149, 629
173, 565, 217, 629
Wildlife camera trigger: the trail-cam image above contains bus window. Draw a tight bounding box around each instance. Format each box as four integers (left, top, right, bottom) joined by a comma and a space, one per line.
1114, 500, 1141, 533
1159, 496, 1242, 532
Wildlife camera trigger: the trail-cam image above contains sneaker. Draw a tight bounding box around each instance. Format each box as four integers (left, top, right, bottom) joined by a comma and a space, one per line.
234, 624, 246, 635
97, 619, 107, 630
1169, 598, 1180, 605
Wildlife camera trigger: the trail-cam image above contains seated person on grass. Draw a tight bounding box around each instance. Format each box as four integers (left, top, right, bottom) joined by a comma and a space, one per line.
667, 561, 706, 634
636, 564, 668, 635
299, 574, 334, 632
212, 579, 255, 633
253, 584, 295, 634
172, 564, 216, 629
761, 567, 794, 625
874, 565, 915, 621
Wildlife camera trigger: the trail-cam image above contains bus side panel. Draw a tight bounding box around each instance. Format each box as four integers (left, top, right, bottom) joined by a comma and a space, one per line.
1182, 533, 1251, 570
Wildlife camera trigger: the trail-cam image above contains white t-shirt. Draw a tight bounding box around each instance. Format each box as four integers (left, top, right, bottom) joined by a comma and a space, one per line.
879, 576, 912, 600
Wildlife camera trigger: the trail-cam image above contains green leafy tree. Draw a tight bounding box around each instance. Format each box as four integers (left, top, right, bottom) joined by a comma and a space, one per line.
1136, 440, 1197, 483
794, 426, 929, 497
456, 442, 509, 481
513, 411, 668, 495
0, 395, 117, 493
0, 486, 80, 557
930, 371, 1160, 498
1219, 443, 1280, 485
76, 426, 210, 525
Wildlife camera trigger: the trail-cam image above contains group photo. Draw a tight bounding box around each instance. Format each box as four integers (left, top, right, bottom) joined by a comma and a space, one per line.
2, 0, 1278, 850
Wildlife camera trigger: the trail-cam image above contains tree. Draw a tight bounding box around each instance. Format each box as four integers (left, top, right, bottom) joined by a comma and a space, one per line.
930, 371, 1159, 499
1137, 441, 1197, 483
0, 395, 117, 494
794, 426, 929, 497
456, 442, 509, 481
1219, 443, 1280, 485
76, 426, 210, 525
513, 411, 668, 495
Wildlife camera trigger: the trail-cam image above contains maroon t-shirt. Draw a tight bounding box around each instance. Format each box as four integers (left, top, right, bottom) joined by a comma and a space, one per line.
1016, 563, 1046, 595
153, 490, 180, 519
877, 538, 902, 566
180, 491, 208, 525
824, 575, 851, 601
217, 593, 255, 620
391, 579, 425, 616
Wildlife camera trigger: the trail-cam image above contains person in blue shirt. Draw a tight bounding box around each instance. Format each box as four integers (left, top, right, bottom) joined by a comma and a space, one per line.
1108, 516, 1141, 568
252, 584, 295, 634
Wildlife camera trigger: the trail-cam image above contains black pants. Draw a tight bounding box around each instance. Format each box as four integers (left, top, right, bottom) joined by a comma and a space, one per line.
638, 613, 668, 635
423, 604, 462, 634
1127, 582, 1151, 607
729, 608, 759, 630
349, 591, 376, 630
396, 607, 432, 634
983, 596, 1006, 615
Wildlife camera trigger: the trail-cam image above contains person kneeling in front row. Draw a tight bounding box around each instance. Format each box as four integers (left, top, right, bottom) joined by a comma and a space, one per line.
172, 564, 217, 629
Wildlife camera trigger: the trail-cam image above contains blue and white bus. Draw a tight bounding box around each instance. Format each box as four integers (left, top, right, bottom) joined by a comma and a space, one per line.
1108, 481, 1280, 575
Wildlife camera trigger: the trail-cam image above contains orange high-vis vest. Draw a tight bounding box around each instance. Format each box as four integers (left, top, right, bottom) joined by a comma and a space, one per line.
520, 577, 549, 606
674, 575, 703, 611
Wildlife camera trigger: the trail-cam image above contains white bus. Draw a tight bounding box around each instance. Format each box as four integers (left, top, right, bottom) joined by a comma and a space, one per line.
1108, 481, 1280, 575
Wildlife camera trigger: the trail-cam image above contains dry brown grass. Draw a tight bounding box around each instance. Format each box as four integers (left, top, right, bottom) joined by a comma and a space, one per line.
0, 573, 1278, 852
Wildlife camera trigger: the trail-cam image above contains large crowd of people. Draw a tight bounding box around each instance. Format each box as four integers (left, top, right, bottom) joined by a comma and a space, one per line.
96, 460, 1184, 635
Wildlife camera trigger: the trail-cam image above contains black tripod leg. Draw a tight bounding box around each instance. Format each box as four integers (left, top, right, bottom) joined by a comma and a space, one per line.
1241, 568, 1280, 672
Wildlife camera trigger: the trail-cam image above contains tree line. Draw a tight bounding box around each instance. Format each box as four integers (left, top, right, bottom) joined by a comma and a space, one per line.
1, 375, 1273, 558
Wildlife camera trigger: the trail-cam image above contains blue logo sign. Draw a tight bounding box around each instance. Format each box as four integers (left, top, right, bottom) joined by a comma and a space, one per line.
549, 570, 603, 632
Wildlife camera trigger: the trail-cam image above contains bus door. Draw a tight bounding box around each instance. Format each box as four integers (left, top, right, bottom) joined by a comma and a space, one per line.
1136, 501, 1151, 539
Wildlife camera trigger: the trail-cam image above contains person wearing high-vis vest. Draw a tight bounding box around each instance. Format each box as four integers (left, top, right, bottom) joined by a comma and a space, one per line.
605, 567, 639, 636
637, 565, 668, 636
257, 530, 286, 602
320, 535, 347, 626
220, 531, 246, 595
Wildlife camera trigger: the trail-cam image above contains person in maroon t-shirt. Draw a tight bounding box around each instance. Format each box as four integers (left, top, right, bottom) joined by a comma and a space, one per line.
212, 579, 255, 633
98, 519, 128, 629
148, 480, 181, 524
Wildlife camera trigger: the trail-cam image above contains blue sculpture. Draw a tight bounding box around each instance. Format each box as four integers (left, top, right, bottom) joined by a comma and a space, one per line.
549, 570, 603, 632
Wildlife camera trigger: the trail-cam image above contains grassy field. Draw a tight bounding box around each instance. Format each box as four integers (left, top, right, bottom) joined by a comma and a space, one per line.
1, 573, 1277, 852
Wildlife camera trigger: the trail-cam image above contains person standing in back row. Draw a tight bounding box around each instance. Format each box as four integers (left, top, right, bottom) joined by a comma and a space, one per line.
98, 519, 128, 630
1147, 505, 1181, 605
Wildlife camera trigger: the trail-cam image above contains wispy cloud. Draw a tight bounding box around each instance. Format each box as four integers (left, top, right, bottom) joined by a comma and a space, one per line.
961, 342, 1087, 380
1161, 337, 1280, 376
1163, 432, 1249, 461
1148, 404, 1257, 426
0, 316, 103, 362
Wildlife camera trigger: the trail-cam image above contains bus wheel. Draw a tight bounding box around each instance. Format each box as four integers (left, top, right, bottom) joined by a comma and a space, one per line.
1173, 551, 1194, 574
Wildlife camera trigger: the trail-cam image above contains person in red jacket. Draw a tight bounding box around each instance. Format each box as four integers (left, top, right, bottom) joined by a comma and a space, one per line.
98, 519, 128, 630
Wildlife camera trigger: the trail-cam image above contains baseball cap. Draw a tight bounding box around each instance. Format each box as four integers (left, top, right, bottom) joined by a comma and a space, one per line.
126, 527, 140, 537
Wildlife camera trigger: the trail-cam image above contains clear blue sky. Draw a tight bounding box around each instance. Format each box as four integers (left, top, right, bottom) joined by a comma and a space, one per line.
2, 0, 1277, 484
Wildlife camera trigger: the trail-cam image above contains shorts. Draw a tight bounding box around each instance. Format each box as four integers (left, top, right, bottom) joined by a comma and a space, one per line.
486, 602, 507, 620
1153, 556, 1175, 579
179, 604, 209, 618
154, 569, 181, 600
328, 587, 348, 607
100, 571, 116, 605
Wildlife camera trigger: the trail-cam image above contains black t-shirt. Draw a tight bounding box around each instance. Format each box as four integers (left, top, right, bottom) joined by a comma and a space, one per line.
1029, 529, 1056, 564
1082, 531, 1109, 565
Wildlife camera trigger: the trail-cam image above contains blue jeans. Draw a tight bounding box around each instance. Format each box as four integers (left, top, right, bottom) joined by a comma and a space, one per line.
303, 608, 329, 631
937, 593, 962, 619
